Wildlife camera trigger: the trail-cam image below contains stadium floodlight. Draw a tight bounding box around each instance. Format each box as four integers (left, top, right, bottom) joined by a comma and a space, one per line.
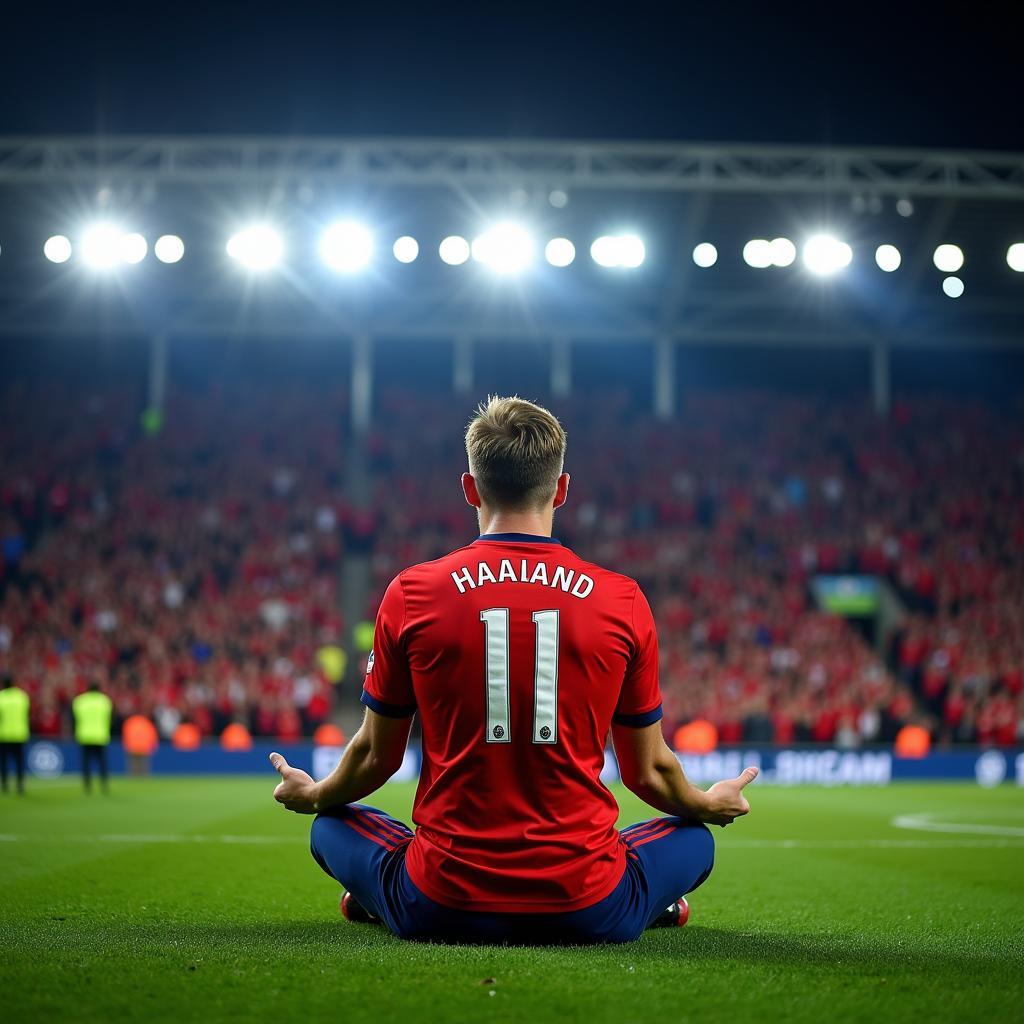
591, 234, 645, 269
933, 244, 964, 273
618, 235, 645, 269
545, 238, 576, 267
226, 225, 284, 271
119, 233, 148, 265
44, 235, 72, 264
393, 236, 419, 264
590, 236, 618, 268
81, 223, 125, 269
154, 235, 185, 264
769, 237, 796, 268
802, 234, 853, 276
1008, 243, 1024, 272
471, 223, 536, 273
692, 242, 718, 268
319, 221, 373, 273
742, 239, 773, 269
875, 244, 902, 272
942, 276, 964, 298
439, 235, 471, 266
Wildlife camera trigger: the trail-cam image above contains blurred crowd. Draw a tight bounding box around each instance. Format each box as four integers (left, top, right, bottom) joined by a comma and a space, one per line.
1, 373, 1021, 747
367, 388, 1024, 748
0, 377, 347, 742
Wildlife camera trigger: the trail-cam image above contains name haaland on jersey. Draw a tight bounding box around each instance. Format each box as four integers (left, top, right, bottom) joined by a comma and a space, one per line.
450, 558, 594, 599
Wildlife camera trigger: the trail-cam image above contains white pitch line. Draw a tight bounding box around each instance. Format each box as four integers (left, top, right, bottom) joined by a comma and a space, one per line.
891, 813, 1024, 837
725, 837, 1024, 848
0, 834, 1022, 849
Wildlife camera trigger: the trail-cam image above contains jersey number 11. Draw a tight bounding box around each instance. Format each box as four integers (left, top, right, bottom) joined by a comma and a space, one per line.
480, 608, 559, 745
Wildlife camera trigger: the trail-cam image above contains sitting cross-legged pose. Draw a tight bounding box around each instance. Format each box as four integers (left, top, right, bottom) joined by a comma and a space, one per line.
270, 395, 757, 944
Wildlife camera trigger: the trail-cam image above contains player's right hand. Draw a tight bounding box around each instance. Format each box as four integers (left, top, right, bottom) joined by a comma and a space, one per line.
702, 765, 759, 827
270, 752, 320, 814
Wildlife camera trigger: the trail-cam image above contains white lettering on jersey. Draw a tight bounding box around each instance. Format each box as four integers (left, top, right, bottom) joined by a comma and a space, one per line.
451, 561, 594, 599
451, 566, 476, 593
551, 565, 576, 592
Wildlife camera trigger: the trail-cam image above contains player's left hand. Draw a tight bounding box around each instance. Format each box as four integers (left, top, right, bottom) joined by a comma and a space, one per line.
269, 752, 320, 814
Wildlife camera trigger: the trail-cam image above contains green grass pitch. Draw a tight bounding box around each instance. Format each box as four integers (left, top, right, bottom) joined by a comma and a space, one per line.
2, 778, 1022, 1023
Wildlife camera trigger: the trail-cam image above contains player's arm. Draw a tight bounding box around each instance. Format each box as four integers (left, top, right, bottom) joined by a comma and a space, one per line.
613, 583, 757, 827
269, 708, 412, 814
612, 721, 757, 827
270, 573, 415, 815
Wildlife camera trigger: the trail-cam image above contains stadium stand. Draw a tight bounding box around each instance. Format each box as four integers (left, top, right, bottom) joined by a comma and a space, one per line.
1, 374, 1021, 747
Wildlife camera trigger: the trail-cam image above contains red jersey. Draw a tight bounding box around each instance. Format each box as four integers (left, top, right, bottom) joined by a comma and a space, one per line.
361, 533, 663, 914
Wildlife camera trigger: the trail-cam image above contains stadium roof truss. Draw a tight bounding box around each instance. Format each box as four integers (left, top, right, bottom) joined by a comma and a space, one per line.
1, 136, 1023, 198
0, 137, 1022, 350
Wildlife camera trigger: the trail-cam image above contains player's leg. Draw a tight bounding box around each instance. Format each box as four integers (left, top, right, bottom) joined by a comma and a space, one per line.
309, 804, 413, 932
621, 817, 715, 930
0, 743, 9, 792
14, 742, 25, 794
97, 745, 109, 793
81, 745, 92, 793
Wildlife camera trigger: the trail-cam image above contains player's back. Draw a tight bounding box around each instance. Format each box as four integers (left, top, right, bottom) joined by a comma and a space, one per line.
362, 533, 662, 914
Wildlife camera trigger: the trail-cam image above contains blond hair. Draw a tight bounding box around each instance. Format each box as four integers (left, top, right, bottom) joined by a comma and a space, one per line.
465, 395, 567, 510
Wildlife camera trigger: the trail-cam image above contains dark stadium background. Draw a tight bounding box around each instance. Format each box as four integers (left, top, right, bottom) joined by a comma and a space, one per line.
0, 4, 1019, 150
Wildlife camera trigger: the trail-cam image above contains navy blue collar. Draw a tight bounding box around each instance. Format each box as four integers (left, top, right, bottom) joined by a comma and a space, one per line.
474, 532, 562, 545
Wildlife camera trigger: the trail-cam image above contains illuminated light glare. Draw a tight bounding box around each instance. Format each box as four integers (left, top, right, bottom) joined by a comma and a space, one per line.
81, 223, 124, 269
392, 236, 419, 264
591, 236, 618, 268
933, 244, 964, 273
802, 235, 853, 276
591, 234, 645, 269
896, 198, 914, 218
618, 234, 645, 269
154, 235, 185, 264
692, 242, 718, 268
471, 223, 536, 273
742, 239, 773, 269
438, 235, 470, 266
875, 244, 901, 272
770, 237, 796, 267
44, 235, 72, 263
1008, 243, 1024, 272
119, 233, 147, 264
942, 276, 964, 299
226, 225, 284, 271
319, 221, 373, 272
545, 238, 576, 267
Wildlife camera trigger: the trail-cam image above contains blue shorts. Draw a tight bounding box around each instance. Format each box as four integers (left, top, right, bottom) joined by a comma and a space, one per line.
309, 804, 714, 944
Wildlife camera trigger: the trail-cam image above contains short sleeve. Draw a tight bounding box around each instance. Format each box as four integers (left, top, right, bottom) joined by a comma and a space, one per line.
613, 585, 663, 727
360, 574, 417, 718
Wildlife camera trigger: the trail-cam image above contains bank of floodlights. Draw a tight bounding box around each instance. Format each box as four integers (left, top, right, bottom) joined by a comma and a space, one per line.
226, 225, 284, 271
802, 235, 853, 276
319, 221, 373, 273
875, 245, 902, 272
471, 223, 535, 274
590, 234, 645, 269
26, 219, 1024, 298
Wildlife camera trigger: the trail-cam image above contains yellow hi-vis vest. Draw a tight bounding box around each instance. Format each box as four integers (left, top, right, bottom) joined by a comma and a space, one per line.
0, 686, 30, 743
72, 691, 113, 746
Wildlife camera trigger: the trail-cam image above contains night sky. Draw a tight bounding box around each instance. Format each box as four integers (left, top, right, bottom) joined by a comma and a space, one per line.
1, 3, 1018, 150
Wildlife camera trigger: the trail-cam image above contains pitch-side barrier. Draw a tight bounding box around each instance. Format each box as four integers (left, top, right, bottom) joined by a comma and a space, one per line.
21, 740, 1024, 788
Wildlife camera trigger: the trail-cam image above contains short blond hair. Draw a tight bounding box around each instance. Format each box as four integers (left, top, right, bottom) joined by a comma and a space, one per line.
465, 395, 567, 510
